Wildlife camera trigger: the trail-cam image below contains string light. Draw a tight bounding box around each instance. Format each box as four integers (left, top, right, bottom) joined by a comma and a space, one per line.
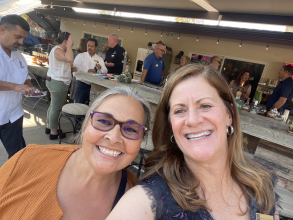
160, 31, 163, 37
105, 24, 107, 29
94, 22, 96, 27
196, 35, 199, 41
131, 27, 133, 33
74, 19, 76, 24
178, 33, 180, 40
239, 40, 243, 47
84, 21, 86, 26
118, 25, 120, 31
217, 38, 219, 44
266, 43, 269, 50
145, 29, 147, 35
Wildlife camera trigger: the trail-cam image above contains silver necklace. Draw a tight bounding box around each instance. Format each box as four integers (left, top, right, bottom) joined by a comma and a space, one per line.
206, 179, 233, 220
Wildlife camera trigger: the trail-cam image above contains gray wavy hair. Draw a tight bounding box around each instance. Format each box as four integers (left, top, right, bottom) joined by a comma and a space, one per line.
76, 87, 151, 145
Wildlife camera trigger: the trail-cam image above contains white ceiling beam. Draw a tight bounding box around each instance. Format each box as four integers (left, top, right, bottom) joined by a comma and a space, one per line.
190, 0, 218, 12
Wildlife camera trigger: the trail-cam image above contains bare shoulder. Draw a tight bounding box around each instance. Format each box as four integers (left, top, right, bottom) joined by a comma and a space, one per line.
106, 185, 155, 220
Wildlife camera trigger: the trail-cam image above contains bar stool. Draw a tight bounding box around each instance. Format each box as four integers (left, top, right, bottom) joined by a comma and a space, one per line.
58, 103, 90, 144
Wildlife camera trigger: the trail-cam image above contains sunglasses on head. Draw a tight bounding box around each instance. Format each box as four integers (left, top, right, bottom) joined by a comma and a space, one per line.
90, 111, 147, 140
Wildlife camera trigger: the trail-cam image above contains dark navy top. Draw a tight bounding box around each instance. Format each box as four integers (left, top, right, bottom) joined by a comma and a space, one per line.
266, 77, 293, 111
105, 44, 125, 75
137, 174, 277, 220
144, 53, 165, 84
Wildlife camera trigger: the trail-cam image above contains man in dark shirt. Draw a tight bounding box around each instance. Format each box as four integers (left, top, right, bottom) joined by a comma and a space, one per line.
104, 33, 125, 75
266, 65, 293, 111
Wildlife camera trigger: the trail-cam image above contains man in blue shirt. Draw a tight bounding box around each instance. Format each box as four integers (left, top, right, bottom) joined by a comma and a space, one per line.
266, 65, 293, 111
141, 41, 166, 85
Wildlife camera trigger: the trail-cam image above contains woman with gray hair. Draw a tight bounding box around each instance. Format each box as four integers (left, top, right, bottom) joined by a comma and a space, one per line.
0, 87, 151, 219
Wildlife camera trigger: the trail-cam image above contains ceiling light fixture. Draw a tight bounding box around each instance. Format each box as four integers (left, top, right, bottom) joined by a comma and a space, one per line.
266, 43, 269, 50
190, 0, 218, 12
160, 31, 163, 37
239, 40, 243, 47
118, 25, 120, 31
178, 33, 180, 40
196, 35, 199, 41
145, 29, 147, 35
84, 21, 85, 26
131, 27, 133, 33
217, 38, 219, 44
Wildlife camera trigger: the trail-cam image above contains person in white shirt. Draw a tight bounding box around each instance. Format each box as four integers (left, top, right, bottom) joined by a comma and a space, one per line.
74, 38, 107, 105
0, 15, 36, 158
45, 32, 75, 140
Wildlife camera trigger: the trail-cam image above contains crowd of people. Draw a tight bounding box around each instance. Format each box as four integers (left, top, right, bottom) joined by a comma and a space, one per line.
0, 14, 284, 219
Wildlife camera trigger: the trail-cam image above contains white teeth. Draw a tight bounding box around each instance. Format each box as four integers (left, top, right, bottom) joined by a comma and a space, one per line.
186, 131, 212, 140
98, 146, 122, 157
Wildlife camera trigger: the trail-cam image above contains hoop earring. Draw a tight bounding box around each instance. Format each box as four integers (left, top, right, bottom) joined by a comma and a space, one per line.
170, 135, 176, 143
227, 125, 234, 135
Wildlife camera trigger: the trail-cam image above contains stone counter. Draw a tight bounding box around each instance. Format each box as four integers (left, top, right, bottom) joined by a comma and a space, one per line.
23, 54, 48, 78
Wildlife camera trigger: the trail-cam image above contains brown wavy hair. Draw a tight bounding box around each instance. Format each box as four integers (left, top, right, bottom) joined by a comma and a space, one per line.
75, 38, 88, 53
236, 70, 250, 87
143, 64, 275, 213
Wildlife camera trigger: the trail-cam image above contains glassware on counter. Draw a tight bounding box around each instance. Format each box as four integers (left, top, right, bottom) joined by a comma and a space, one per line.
235, 91, 243, 113
242, 98, 250, 112
274, 112, 283, 121
266, 108, 278, 119
249, 101, 258, 114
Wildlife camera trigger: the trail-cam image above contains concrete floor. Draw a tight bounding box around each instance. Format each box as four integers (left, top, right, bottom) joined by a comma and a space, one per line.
0, 97, 77, 167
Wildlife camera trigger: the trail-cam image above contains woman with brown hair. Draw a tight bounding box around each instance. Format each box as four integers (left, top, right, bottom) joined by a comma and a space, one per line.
107, 64, 279, 220
229, 70, 251, 101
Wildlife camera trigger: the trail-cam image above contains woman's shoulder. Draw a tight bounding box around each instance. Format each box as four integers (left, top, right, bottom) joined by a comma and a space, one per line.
0, 144, 79, 179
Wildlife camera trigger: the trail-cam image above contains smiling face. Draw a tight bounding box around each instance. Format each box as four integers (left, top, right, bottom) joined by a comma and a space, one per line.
169, 76, 232, 165
82, 95, 145, 174
0, 25, 28, 50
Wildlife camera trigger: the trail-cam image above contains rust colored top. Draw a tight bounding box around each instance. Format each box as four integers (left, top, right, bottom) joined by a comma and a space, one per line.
0, 144, 139, 219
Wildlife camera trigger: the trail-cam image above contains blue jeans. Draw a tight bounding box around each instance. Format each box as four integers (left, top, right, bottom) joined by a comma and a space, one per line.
75, 81, 91, 105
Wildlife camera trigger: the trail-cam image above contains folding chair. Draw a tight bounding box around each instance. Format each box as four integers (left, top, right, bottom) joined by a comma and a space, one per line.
22, 72, 49, 109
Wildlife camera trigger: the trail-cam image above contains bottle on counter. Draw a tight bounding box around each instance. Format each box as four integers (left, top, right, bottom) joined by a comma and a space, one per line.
235, 91, 243, 113
249, 101, 258, 114
242, 98, 250, 112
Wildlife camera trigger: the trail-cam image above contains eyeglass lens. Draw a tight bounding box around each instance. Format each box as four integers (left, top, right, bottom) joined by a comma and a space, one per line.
91, 112, 145, 140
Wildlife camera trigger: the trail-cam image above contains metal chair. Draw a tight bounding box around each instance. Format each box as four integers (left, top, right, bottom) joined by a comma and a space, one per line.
22, 72, 49, 109
58, 103, 90, 144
